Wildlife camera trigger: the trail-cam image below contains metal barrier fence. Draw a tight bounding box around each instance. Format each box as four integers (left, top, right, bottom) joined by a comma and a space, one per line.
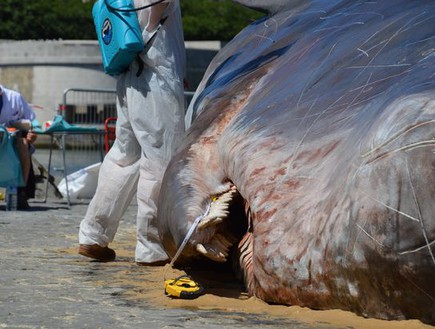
63, 87, 115, 159
60, 88, 195, 128
52, 88, 195, 174
58, 88, 116, 151
60, 88, 117, 126
43, 89, 110, 177
45, 88, 116, 185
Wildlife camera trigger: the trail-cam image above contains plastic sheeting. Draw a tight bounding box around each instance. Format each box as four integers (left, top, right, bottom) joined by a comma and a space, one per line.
58, 162, 101, 199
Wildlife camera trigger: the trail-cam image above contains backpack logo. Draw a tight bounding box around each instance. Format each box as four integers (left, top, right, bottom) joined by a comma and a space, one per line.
102, 18, 112, 45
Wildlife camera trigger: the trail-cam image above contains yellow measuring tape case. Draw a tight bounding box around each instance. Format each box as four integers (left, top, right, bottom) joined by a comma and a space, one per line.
164, 275, 204, 299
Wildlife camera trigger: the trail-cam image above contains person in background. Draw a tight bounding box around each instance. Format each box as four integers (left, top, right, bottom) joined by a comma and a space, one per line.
78, 0, 186, 264
0, 84, 37, 209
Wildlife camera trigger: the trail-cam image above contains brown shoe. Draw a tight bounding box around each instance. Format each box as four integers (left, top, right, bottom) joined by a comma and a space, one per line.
78, 244, 116, 262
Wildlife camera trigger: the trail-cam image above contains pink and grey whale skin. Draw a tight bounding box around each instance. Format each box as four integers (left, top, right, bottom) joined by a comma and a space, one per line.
157, 0, 435, 324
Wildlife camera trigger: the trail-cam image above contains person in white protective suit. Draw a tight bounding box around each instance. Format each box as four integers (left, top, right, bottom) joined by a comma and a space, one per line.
78, 0, 185, 264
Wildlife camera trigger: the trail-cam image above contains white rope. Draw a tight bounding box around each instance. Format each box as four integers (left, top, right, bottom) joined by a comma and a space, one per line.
169, 203, 211, 267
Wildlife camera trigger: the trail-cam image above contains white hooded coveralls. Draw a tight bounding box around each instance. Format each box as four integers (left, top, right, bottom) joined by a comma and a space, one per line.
79, 0, 185, 263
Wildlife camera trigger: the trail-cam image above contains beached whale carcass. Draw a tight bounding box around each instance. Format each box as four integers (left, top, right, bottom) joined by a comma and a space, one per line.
157, 0, 435, 324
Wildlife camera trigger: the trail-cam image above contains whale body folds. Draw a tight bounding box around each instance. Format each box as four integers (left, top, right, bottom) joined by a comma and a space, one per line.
158, 1, 435, 324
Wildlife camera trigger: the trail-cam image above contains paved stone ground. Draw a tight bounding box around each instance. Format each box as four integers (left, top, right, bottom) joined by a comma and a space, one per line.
0, 200, 340, 329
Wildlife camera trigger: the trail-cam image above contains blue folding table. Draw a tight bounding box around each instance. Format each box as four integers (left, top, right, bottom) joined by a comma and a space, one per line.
34, 115, 104, 207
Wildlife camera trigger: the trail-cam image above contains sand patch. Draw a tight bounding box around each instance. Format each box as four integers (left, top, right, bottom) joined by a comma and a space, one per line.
65, 229, 434, 329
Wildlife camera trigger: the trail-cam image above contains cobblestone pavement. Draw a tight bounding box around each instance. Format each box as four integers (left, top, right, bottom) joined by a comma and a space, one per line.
0, 200, 340, 329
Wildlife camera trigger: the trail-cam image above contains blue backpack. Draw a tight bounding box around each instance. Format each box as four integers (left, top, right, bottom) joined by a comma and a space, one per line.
93, 0, 165, 76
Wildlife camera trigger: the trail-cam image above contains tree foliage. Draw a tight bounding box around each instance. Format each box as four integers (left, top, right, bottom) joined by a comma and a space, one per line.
0, 0, 263, 41
0, 1, 96, 40
181, 0, 262, 41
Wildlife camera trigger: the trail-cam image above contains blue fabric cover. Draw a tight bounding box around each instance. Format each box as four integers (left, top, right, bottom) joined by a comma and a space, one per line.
0, 125, 24, 187
33, 115, 99, 133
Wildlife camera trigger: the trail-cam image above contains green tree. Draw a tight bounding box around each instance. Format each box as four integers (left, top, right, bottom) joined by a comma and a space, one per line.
181, 0, 263, 41
0, 0, 96, 40
0, 0, 262, 41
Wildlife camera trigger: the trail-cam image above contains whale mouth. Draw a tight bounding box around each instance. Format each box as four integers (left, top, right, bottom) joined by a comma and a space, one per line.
189, 184, 250, 264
